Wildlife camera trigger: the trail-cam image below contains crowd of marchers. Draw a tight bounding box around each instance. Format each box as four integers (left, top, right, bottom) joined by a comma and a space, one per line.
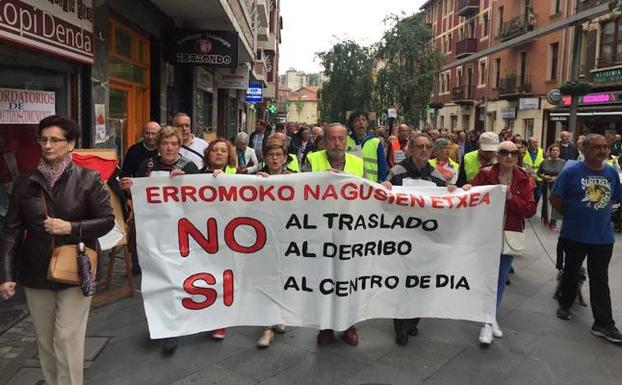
0, 111, 621, 385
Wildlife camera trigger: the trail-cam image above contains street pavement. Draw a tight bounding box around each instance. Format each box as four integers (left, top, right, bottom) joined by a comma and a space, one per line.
1, 218, 621, 385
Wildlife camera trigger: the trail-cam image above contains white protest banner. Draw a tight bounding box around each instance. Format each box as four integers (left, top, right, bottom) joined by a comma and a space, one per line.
131, 173, 505, 339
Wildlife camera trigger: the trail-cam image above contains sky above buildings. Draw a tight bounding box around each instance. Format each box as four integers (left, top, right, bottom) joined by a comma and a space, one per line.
279, 0, 426, 74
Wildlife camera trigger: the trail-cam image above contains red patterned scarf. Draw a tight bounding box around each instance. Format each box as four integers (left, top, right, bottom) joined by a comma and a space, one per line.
37, 154, 73, 188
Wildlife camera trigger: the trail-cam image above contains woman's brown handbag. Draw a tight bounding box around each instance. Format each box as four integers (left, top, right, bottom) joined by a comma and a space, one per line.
42, 191, 97, 284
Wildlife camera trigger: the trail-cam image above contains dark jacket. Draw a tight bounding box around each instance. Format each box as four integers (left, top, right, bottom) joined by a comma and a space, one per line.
0, 163, 115, 290
471, 164, 536, 232
387, 158, 447, 187
558, 143, 579, 161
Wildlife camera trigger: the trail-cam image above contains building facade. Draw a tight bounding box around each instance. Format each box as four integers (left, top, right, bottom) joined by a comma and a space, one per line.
421, 0, 573, 146
0, 0, 281, 174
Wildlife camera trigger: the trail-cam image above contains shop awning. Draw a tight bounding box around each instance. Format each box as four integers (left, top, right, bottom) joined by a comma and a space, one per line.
550, 105, 622, 117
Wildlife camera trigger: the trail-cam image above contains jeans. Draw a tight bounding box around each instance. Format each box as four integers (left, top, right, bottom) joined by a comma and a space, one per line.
533, 183, 542, 207
498, 254, 514, 307
558, 238, 615, 328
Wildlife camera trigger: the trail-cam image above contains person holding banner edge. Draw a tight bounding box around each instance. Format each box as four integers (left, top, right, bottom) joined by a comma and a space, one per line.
255, 137, 297, 348
385, 132, 457, 346
465, 140, 536, 345
120, 125, 199, 355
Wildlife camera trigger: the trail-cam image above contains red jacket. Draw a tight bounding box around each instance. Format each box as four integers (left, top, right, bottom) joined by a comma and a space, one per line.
471, 165, 536, 232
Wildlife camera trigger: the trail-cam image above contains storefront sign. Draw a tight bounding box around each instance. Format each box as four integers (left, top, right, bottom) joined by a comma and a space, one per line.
265, 51, 275, 83
245, 82, 263, 103
561, 91, 622, 106
215, 65, 249, 90
501, 107, 516, 119
547, 89, 562, 105
592, 67, 622, 84
94, 103, 106, 144
172, 30, 238, 67
550, 115, 568, 122
0, 0, 94, 64
0, 87, 55, 124
519, 97, 540, 110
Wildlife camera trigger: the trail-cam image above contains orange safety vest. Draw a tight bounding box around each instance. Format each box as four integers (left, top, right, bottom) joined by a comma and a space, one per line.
389, 137, 407, 167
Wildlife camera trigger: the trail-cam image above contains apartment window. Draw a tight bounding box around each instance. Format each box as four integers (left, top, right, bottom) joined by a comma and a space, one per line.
498, 7, 504, 33
445, 73, 451, 93
552, 0, 562, 15
520, 52, 528, 83
549, 42, 559, 80
600, 19, 622, 67
448, 33, 453, 52
468, 21, 476, 39
524, 119, 534, 139
482, 13, 489, 37
479, 61, 487, 85
495, 58, 501, 88
457, 68, 463, 86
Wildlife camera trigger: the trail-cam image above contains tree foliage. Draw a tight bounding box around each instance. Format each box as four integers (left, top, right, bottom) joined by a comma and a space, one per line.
374, 13, 444, 127
316, 40, 374, 123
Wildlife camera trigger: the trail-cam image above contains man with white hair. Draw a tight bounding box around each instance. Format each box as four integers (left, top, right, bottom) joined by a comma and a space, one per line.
173, 112, 209, 169
235, 132, 259, 174
558, 131, 579, 161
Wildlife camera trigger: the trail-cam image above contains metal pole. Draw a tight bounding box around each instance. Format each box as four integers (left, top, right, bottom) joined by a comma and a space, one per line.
568, 7, 582, 136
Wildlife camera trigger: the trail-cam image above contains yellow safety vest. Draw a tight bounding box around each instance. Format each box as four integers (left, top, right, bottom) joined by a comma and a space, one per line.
307, 150, 364, 177
346, 136, 380, 182
463, 150, 481, 183
523, 148, 544, 174
429, 158, 459, 170
287, 154, 300, 172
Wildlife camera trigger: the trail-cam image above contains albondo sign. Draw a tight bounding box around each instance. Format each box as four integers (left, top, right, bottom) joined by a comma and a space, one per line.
0, 0, 94, 64
172, 30, 238, 68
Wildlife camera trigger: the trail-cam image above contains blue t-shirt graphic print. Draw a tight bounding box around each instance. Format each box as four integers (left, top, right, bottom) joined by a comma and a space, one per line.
552, 162, 622, 244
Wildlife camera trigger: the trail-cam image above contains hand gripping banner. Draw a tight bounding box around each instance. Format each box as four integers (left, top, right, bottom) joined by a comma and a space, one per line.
131, 173, 505, 338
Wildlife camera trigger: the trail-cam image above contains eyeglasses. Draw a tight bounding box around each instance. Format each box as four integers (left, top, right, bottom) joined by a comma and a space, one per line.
497, 149, 520, 157
587, 144, 609, 151
36, 137, 68, 145
414, 144, 433, 150
265, 152, 284, 158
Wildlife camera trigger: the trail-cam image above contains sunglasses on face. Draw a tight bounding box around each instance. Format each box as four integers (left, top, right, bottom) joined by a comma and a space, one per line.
497, 149, 520, 157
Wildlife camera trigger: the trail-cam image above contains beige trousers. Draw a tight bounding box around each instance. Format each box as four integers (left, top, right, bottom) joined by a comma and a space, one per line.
24, 287, 92, 385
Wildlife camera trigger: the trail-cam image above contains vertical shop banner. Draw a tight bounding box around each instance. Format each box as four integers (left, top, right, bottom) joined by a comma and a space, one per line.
0, 0, 94, 63
131, 173, 505, 339
0, 87, 55, 124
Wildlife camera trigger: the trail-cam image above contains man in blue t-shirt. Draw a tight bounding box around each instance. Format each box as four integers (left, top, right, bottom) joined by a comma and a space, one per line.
550, 133, 622, 344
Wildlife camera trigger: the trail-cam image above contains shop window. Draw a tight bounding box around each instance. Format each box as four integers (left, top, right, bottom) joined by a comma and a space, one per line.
524, 119, 534, 138
114, 27, 132, 59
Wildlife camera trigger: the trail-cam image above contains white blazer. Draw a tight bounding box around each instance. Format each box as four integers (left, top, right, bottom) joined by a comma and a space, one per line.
240, 146, 259, 174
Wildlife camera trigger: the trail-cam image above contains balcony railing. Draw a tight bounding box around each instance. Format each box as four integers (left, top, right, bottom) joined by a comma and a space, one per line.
455, 38, 478, 58
498, 13, 536, 42
497, 76, 532, 96
596, 56, 621, 69
577, 0, 605, 13
452, 86, 475, 101
457, 0, 480, 18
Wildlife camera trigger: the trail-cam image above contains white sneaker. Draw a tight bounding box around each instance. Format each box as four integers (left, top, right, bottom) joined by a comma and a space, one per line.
272, 324, 286, 334
492, 321, 503, 338
257, 328, 274, 348
479, 323, 493, 345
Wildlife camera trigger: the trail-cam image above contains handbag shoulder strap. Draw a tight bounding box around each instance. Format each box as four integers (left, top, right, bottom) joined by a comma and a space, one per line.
41, 189, 55, 248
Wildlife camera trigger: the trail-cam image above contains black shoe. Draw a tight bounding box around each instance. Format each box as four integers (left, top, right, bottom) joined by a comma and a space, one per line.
395, 332, 408, 346
408, 325, 419, 336
509, 266, 515, 274
556, 307, 572, 320
162, 337, 178, 355
591, 325, 622, 343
